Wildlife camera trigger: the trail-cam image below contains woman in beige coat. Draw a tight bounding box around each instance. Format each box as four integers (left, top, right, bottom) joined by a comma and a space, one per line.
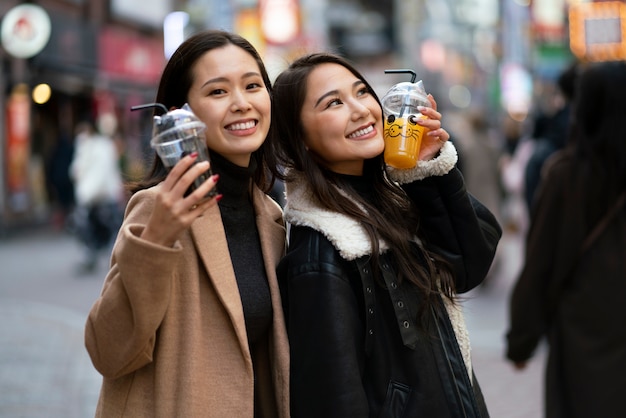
84, 30, 289, 417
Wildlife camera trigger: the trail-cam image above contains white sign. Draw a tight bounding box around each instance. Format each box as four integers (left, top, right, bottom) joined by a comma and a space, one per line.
111, 0, 172, 28
1, 4, 52, 59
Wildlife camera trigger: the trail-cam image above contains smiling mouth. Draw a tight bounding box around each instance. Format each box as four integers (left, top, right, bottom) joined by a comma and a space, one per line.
347, 125, 374, 139
226, 120, 257, 131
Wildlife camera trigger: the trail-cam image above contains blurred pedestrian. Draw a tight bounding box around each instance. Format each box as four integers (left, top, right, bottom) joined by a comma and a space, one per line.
506, 60, 626, 418
498, 113, 534, 234
523, 62, 578, 212
69, 120, 123, 273
46, 131, 75, 228
271, 52, 501, 417
84, 30, 289, 417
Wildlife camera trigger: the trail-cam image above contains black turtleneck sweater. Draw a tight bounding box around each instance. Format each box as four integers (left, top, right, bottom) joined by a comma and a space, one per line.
209, 152, 272, 345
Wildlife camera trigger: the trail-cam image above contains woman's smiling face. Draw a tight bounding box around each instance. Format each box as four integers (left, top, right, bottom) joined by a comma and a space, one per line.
300, 63, 384, 175
186, 44, 271, 167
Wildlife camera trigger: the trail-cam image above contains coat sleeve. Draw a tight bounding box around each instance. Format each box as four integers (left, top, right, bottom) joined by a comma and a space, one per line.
401, 167, 502, 293
84, 188, 183, 378
277, 231, 369, 418
505, 164, 567, 363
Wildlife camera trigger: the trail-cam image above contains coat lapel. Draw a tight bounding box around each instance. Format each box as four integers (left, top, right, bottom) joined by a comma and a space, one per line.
253, 188, 286, 269
189, 189, 286, 358
190, 204, 249, 353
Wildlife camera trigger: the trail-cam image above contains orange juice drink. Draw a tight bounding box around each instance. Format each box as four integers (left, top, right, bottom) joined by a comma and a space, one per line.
383, 115, 429, 169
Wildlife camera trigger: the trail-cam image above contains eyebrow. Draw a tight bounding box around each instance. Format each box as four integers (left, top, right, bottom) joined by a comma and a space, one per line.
201, 72, 262, 89
314, 80, 365, 108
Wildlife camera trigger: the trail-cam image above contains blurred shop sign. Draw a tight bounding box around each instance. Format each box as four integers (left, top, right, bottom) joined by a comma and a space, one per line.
111, 0, 172, 28
98, 27, 165, 84
531, 0, 566, 41
569, 1, 626, 61
5, 84, 31, 212
0, 4, 51, 59
260, 0, 301, 44
33, 14, 97, 77
455, 0, 499, 27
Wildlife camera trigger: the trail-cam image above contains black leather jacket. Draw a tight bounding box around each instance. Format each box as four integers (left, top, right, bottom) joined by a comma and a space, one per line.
278, 145, 502, 418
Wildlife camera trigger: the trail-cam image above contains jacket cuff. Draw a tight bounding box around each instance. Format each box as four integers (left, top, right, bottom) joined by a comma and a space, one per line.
386, 141, 458, 184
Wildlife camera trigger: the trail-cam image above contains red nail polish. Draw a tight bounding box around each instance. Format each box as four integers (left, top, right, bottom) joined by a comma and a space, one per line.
215, 194, 223, 202
212, 174, 220, 182
190, 151, 198, 158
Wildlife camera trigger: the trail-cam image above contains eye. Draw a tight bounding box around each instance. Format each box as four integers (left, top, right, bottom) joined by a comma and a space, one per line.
246, 82, 264, 90
356, 87, 370, 97
209, 88, 227, 96
325, 97, 342, 108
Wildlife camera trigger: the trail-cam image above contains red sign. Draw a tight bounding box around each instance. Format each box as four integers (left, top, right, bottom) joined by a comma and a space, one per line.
98, 27, 165, 84
5, 86, 31, 196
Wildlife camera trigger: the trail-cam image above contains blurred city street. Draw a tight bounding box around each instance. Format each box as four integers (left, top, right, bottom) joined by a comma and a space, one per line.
0, 225, 546, 418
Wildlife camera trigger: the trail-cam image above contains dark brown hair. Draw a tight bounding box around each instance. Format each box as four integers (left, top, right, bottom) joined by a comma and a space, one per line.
270, 52, 456, 320
569, 60, 626, 218
131, 30, 278, 194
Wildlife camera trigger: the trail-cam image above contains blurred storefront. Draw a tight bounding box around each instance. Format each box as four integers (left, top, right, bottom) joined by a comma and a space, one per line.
0, 0, 166, 233
2, 0, 622, 233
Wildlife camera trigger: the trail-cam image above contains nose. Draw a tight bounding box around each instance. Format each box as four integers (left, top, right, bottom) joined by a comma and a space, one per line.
351, 100, 371, 120
230, 90, 252, 112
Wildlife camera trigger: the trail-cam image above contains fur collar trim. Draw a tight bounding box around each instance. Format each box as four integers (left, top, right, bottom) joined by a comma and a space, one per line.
283, 141, 457, 260
284, 174, 388, 260
387, 140, 458, 184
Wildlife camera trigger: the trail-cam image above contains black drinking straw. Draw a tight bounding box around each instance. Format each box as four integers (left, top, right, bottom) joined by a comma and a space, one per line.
130, 103, 169, 114
384, 69, 417, 117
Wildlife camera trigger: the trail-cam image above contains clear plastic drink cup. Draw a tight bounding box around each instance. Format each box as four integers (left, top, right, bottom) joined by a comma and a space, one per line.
150, 103, 217, 198
381, 71, 431, 169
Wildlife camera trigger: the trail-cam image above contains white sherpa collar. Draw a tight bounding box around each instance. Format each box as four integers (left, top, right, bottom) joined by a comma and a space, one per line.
283, 141, 457, 260
284, 173, 387, 260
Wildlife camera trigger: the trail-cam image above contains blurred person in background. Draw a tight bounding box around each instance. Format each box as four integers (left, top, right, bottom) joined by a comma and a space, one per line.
46, 131, 75, 228
498, 113, 533, 234
84, 30, 289, 417
69, 120, 124, 273
506, 60, 626, 418
272, 52, 501, 417
523, 62, 578, 213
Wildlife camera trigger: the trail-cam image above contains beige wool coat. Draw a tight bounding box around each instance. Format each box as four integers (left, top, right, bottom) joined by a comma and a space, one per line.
85, 184, 290, 418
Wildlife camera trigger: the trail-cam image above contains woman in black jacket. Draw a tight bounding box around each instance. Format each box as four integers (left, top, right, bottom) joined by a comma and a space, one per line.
506, 60, 626, 418
271, 52, 502, 417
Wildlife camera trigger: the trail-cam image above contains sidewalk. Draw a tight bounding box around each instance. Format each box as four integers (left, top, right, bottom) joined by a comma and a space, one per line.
0, 228, 103, 418
463, 229, 546, 418
0, 299, 100, 417
0, 227, 545, 417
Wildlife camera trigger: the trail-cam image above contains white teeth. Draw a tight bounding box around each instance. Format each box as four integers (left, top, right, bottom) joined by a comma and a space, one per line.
348, 125, 374, 139
227, 121, 256, 131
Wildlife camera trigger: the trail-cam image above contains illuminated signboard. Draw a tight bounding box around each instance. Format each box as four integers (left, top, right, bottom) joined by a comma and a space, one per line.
569, 1, 626, 61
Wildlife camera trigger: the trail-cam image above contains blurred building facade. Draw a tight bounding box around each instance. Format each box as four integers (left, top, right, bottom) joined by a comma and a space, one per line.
1, 0, 619, 233
0, 0, 167, 233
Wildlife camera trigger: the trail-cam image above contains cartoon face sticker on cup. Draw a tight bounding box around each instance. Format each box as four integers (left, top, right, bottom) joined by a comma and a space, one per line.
131, 102, 218, 198
381, 70, 431, 169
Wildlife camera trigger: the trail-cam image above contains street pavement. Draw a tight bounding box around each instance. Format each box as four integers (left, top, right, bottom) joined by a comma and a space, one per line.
0, 225, 545, 417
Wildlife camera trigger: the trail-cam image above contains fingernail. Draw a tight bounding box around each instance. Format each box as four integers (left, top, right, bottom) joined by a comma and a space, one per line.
215, 194, 223, 201
190, 151, 199, 158
212, 174, 220, 182
417, 106, 426, 112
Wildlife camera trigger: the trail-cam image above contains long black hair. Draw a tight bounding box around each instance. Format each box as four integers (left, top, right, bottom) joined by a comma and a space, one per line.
567, 60, 626, 219
270, 52, 456, 320
131, 30, 278, 194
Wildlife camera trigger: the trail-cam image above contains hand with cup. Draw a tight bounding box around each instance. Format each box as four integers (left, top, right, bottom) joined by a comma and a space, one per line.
381, 70, 431, 169
130, 102, 220, 247
147, 103, 218, 199
381, 70, 450, 168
